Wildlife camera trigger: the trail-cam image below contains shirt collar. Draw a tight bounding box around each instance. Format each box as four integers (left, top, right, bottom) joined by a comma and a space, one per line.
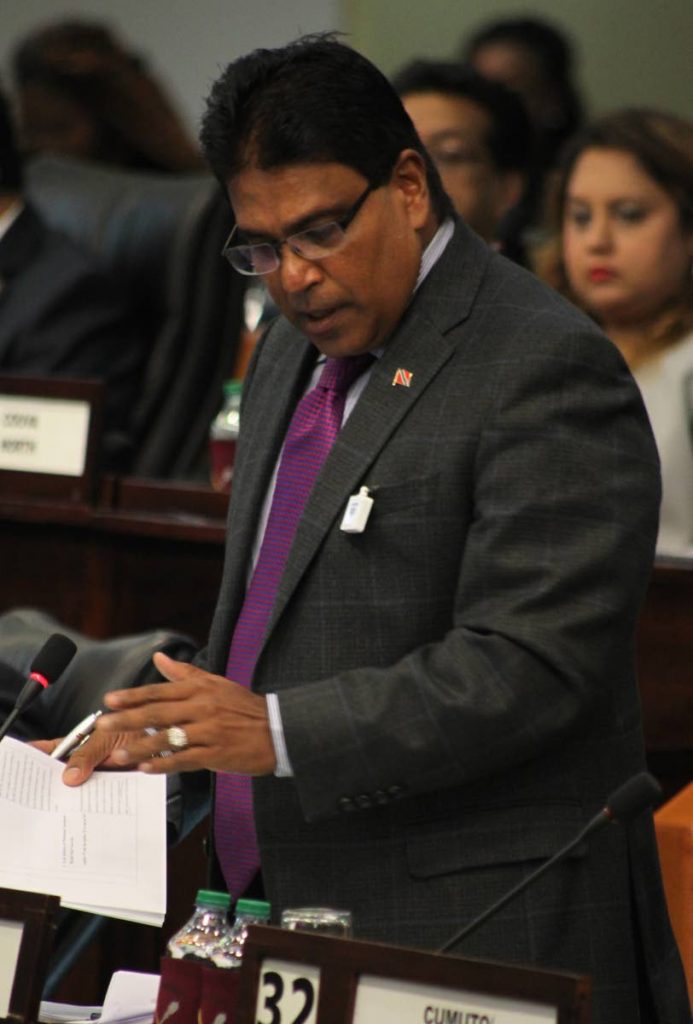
415, 217, 454, 292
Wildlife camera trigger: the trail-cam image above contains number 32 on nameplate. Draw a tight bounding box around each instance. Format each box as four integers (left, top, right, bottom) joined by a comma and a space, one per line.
255, 959, 321, 1024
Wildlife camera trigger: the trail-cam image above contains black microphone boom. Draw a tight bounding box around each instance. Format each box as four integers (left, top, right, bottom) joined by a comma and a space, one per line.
438, 772, 662, 954
0, 633, 77, 743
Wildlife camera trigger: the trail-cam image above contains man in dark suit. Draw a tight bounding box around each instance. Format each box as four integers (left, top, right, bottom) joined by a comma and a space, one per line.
0, 85, 142, 464
62, 37, 689, 1021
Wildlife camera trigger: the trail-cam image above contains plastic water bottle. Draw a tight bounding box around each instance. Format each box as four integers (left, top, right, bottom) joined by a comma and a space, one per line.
166, 889, 233, 965
209, 379, 242, 492
216, 898, 272, 969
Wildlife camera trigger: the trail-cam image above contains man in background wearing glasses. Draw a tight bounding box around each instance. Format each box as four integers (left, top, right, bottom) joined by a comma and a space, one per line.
62, 34, 688, 1023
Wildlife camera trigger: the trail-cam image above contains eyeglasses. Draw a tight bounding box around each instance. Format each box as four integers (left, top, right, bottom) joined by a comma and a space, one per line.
221, 181, 378, 276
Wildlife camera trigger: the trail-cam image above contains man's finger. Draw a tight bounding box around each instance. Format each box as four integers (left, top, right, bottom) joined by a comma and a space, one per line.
61, 730, 136, 786
152, 651, 195, 682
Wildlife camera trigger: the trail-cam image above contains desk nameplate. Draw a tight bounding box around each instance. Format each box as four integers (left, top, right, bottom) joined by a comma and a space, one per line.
0, 394, 90, 476
0, 376, 103, 504
238, 926, 590, 1024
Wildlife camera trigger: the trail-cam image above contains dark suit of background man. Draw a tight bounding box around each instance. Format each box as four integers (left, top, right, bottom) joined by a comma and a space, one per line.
0, 84, 142, 464
63, 35, 689, 1022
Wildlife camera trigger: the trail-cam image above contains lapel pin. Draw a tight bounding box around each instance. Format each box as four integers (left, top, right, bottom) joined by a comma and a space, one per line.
392, 368, 413, 388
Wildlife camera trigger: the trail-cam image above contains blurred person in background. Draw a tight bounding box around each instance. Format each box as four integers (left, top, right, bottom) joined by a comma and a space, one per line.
392, 59, 531, 262
11, 18, 204, 173
461, 16, 585, 262
545, 108, 693, 556
462, 15, 584, 176
0, 83, 143, 467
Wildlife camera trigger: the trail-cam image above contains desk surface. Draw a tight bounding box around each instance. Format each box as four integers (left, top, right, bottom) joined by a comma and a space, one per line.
0, 477, 228, 644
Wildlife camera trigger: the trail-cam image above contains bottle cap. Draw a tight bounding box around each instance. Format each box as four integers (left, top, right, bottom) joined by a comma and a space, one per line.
235, 898, 271, 919
195, 888, 231, 909
223, 379, 243, 396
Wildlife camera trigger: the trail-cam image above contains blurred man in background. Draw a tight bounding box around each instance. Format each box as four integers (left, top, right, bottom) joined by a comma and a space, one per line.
393, 60, 530, 260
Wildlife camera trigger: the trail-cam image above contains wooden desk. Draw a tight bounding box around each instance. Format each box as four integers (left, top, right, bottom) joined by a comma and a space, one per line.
637, 557, 693, 799
0, 479, 228, 1000
0, 477, 227, 645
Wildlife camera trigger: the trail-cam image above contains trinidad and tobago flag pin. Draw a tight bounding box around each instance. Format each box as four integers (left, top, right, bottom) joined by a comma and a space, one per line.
392, 368, 413, 387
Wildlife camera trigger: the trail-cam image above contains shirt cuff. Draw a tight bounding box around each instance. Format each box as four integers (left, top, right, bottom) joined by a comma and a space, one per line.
266, 692, 294, 777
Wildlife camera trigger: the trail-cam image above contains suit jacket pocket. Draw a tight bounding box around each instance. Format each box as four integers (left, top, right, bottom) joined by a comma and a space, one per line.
406, 802, 586, 879
368, 474, 439, 517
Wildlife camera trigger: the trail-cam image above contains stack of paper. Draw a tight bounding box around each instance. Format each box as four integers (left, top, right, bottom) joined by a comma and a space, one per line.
40, 969, 160, 1024
0, 737, 166, 926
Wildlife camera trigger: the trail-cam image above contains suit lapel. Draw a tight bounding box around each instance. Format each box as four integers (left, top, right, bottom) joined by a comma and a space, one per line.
266, 219, 490, 635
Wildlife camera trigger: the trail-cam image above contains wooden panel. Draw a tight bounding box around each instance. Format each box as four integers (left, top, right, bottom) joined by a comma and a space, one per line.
655, 783, 693, 1003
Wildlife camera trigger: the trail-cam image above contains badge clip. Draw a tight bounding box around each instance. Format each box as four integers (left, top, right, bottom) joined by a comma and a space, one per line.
340, 486, 373, 534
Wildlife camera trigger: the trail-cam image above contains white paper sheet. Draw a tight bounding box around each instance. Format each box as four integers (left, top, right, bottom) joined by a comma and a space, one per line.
0, 737, 166, 926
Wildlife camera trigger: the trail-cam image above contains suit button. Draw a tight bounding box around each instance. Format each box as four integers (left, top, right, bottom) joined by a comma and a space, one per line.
387, 785, 405, 799
338, 797, 355, 812
355, 794, 372, 809
373, 790, 389, 805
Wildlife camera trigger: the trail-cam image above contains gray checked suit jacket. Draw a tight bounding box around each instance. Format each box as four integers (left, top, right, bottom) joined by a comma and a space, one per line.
201, 219, 690, 1022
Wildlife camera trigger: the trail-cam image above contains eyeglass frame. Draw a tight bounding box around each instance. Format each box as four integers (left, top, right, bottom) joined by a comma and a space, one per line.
221, 180, 379, 276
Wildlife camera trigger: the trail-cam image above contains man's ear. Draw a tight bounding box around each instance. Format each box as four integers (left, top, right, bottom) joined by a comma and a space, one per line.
390, 148, 432, 229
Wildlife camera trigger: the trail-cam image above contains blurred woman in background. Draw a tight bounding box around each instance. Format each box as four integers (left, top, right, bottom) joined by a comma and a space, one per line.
11, 18, 204, 173
550, 109, 693, 555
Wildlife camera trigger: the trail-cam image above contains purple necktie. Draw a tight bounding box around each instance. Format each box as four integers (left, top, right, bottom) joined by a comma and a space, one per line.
215, 353, 374, 898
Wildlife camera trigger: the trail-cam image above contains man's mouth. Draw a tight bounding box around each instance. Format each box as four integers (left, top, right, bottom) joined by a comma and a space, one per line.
297, 306, 345, 334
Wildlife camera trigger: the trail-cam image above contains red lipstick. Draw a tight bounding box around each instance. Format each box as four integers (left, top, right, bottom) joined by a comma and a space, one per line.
588, 267, 616, 283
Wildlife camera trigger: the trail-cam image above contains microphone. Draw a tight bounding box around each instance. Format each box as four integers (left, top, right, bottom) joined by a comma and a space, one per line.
438, 772, 662, 953
0, 633, 78, 743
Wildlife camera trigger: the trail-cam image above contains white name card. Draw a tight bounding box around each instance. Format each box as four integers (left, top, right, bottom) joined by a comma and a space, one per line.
0, 395, 91, 476
0, 919, 23, 1017
255, 958, 321, 1024
352, 975, 557, 1024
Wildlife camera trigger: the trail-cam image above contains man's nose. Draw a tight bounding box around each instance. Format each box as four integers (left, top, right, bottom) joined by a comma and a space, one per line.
278, 246, 323, 293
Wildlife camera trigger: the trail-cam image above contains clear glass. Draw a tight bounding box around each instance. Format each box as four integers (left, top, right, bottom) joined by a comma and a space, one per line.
280, 906, 353, 938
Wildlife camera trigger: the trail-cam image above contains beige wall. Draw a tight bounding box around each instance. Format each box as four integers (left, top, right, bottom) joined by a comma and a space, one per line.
1, 0, 343, 132
345, 0, 692, 121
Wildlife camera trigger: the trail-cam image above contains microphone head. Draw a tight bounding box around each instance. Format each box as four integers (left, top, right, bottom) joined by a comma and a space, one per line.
30, 633, 78, 683
606, 772, 662, 821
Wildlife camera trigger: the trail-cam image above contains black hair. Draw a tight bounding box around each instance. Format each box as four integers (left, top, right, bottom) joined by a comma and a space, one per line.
200, 33, 452, 220
465, 17, 575, 88
391, 59, 532, 174
462, 15, 583, 163
0, 85, 23, 192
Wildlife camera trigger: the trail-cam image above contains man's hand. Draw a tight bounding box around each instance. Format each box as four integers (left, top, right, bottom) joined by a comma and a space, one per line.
31, 731, 144, 786
92, 653, 276, 777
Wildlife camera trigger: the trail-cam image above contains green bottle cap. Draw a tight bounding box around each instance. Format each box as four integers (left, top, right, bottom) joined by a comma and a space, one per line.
223, 379, 243, 396
236, 898, 271, 919
195, 889, 231, 909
